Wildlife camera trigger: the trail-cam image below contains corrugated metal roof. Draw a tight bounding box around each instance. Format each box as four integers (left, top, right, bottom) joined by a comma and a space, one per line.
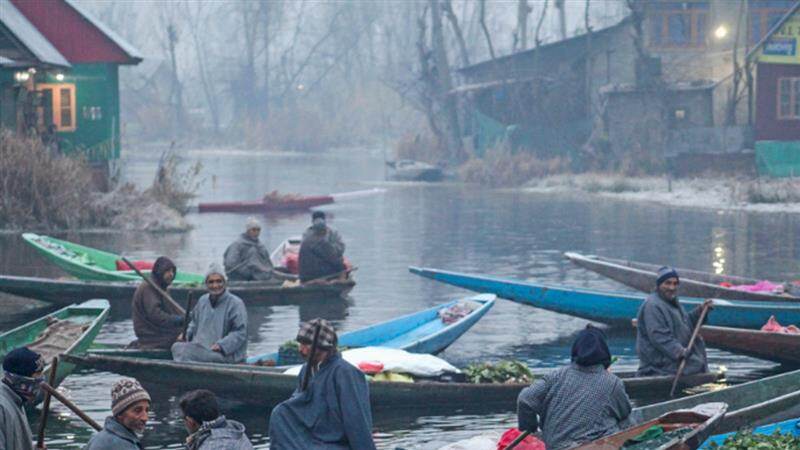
64, 0, 143, 63
0, 0, 69, 68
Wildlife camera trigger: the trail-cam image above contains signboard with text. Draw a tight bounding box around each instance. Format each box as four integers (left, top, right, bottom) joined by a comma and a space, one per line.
758, 12, 800, 64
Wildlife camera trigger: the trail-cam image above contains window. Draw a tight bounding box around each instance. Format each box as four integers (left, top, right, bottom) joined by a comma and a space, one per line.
36, 83, 76, 132
649, 1, 709, 48
777, 77, 800, 120
749, 0, 794, 44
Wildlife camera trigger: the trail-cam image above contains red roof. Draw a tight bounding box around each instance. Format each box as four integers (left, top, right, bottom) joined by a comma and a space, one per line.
10, 0, 141, 64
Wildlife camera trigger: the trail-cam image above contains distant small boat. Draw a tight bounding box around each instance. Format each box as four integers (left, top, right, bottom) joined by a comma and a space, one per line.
700, 417, 800, 448
699, 325, 800, 366
408, 266, 800, 329
0, 299, 109, 405
386, 159, 444, 182
575, 402, 727, 450
270, 236, 301, 274
565, 252, 800, 303
198, 192, 334, 214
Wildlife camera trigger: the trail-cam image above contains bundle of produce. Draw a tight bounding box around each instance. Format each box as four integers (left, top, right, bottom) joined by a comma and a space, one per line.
707, 430, 800, 449
463, 360, 533, 384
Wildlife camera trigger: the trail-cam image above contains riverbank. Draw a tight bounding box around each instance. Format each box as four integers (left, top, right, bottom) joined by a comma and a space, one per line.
523, 174, 800, 214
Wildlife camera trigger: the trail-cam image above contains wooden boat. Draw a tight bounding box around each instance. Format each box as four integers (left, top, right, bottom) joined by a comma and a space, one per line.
699, 325, 800, 366
62, 352, 722, 412
22, 233, 205, 283
575, 402, 727, 450
386, 160, 444, 182
0, 299, 109, 405
632, 367, 800, 435
700, 417, 800, 448
198, 193, 334, 213
408, 266, 800, 329
565, 252, 800, 303
0, 274, 355, 305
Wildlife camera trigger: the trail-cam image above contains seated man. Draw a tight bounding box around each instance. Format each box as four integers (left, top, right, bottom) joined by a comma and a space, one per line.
517, 325, 631, 450
224, 217, 280, 282
84, 378, 151, 450
298, 212, 347, 283
180, 389, 253, 450
171, 263, 248, 363
131, 256, 184, 349
1, 347, 44, 450
636, 266, 712, 376
269, 319, 376, 450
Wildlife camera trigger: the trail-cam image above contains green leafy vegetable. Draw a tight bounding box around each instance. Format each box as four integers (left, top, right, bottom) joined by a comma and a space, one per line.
464, 360, 533, 384
708, 429, 800, 449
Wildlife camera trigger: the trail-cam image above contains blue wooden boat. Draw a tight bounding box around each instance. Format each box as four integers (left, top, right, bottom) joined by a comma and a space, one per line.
700, 417, 800, 448
246, 294, 496, 364
408, 267, 800, 329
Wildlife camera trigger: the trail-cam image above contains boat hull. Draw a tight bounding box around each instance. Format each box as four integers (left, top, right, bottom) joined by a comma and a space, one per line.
700, 325, 800, 365
198, 196, 334, 213
700, 417, 800, 448
0, 275, 354, 305
408, 266, 800, 329
565, 252, 799, 303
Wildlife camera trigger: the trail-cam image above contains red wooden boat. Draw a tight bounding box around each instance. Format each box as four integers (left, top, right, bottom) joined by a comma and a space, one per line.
198, 192, 334, 213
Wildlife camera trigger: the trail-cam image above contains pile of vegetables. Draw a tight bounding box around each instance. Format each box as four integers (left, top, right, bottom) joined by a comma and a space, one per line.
278, 340, 304, 365
464, 360, 533, 384
707, 430, 800, 449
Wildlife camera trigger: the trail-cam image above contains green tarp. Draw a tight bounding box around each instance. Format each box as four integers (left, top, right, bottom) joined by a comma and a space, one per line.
756, 141, 800, 178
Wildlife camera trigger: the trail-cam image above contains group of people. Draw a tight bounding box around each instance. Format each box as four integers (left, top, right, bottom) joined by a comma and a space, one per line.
517, 266, 713, 449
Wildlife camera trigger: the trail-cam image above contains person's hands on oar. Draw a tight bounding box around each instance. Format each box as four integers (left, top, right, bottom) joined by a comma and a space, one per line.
670, 299, 713, 398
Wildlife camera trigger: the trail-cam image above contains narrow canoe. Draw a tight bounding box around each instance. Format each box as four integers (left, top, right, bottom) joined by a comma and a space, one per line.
699, 325, 800, 366
22, 233, 205, 283
62, 353, 722, 413
565, 252, 799, 303
632, 367, 800, 435
575, 402, 727, 450
408, 266, 800, 329
0, 274, 354, 305
0, 299, 109, 405
198, 195, 334, 213
700, 417, 800, 448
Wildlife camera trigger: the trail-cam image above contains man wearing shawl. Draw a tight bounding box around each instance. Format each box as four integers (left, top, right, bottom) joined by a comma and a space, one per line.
298, 212, 347, 283
131, 256, 184, 349
0, 347, 44, 450
268, 319, 376, 450
636, 267, 712, 376
224, 217, 282, 283
517, 325, 632, 450
171, 263, 248, 364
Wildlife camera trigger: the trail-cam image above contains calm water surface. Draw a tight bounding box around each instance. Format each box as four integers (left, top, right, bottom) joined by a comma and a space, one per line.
1, 146, 799, 449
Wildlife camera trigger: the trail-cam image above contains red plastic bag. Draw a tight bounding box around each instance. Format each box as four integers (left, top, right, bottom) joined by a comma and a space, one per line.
496, 428, 545, 450
115, 260, 154, 271
358, 361, 384, 375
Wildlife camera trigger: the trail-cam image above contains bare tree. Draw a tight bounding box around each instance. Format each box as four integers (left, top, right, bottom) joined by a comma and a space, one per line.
182, 1, 222, 135
585, 0, 593, 114
478, 0, 496, 59
555, 0, 567, 40
429, 0, 463, 160
157, 2, 187, 136
726, 0, 746, 126
513, 0, 532, 52
442, 0, 470, 67
534, 0, 549, 47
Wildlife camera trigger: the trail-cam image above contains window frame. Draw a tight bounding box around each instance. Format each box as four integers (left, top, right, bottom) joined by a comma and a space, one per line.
777, 77, 800, 120
748, 1, 795, 44
36, 83, 77, 132
648, 2, 709, 49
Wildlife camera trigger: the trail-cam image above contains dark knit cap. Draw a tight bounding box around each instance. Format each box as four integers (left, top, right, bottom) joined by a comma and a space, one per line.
297, 318, 337, 350
312, 211, 326, 220
571, 325, 612, 368
656, 266, 680, 287
2, 347, 44, 377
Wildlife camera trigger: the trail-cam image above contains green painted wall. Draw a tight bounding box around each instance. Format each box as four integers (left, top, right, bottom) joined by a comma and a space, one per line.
42, 63, 120, 161
0, 69, 19, 130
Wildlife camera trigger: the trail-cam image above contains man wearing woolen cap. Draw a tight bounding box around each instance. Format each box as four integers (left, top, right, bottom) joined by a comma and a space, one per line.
1, 347, 46, 450
84, 378, 151, 449
636, 266, 713, 376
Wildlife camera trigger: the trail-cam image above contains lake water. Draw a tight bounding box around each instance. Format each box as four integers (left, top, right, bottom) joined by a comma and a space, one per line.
1, 146, 799, 449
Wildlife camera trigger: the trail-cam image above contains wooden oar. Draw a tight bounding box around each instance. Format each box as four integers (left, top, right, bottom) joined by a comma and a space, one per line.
40, 382, 102, 431
182, 291, 195, 339
300, 323, 322, 392
505, 430, 531, 449
669, 301, 712, 398
303, 266, 358, 285
36, 356, 59, 448
121, 257, 185, 315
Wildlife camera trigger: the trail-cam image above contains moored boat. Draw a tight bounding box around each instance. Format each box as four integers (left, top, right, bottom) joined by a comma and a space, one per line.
699, 325, 800, 366
408, 266, 800, 329
198, 192, 334, 213
565, 252, 800, 303
0, 274, 354, 305
700, 416, 800, 448
574, 402, 727, 450
0, 299, 109, 405
386, 159, 444, 182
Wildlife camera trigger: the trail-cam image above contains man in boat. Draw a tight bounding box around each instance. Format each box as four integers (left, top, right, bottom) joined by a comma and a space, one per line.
171, 263, 248, 364
131, 256, 184, 349
84, 378, 150, 450
268, 319, 376, 450
298, 211, 347, 283
179, 389, 253, 449
636, 266, 712, 377
224, 217, 283, 283
0, 347, 44, 450
517, 325, 632, 450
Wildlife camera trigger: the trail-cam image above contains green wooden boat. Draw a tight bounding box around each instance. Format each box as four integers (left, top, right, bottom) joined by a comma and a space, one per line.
22, 233, 205, 283
0, 299, 110, 405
